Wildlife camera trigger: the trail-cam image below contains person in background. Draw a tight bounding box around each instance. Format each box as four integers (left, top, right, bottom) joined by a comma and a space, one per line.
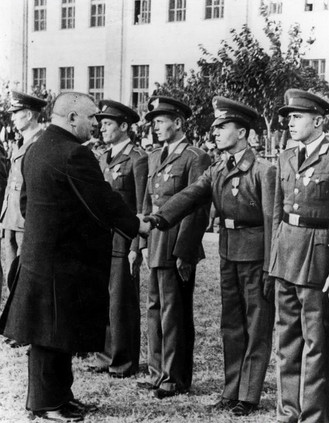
0, 91, 45, 307
138, 96, 211, 399
0, 92, 150, 422
270, 89, 329, 423
144, 96, 276, 416
88, 100, 148, 378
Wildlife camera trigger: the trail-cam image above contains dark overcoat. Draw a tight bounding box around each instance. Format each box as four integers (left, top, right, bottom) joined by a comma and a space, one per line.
0, 124, 139, 352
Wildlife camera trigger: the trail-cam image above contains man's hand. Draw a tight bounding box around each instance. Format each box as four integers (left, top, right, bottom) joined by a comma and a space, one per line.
176, 258, 193, 282
322, 275, 329, 295
128, 250, 142, 277
141, 248, 149, 271
263, 272, 275, 302
143, 214, 169, 230
137, 214, 151, 238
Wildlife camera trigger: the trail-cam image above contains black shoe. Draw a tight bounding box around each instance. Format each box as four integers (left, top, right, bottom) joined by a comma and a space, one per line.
136, 381, 157, 390
208, 397, 238, 411
31, 403, 83, 422
109, 370, 133, 379
86, 364, 108, 373
68, 399, 98, 413
152, 388, 188, 400
231, 400, 258, 416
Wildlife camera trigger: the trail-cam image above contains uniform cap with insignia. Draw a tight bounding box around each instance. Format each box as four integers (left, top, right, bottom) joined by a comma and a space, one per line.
145, 96, 192, 121
211, 97, 259, 128
279, 88, 329, 117
8, 90, 47, 113
95, 99, 140, 124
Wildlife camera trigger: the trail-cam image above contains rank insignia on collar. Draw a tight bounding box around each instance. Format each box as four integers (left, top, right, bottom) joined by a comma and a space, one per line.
240, 161, 249, 171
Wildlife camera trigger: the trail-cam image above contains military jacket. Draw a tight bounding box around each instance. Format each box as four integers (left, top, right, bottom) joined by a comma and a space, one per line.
99, 142, 148, 255
157, 148, 276, 270
1, 128, 43, 231
143, 139, 211, 267
270, 137, 329, 288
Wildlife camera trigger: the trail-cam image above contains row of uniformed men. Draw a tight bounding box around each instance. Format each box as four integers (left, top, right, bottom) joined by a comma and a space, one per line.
2, 87, 329, 423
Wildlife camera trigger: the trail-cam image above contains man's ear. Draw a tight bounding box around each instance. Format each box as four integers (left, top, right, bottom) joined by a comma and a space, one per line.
68, 111, 77, 126
314, 115, 324, 128
120, 122, 129, 132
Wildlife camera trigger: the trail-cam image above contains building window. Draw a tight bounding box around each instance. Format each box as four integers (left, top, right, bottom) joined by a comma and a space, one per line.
60, 67, 74, 90
169, 0, 186, 22
89, 66, 104, 101
305, 0, 313, 11
166, 64, 185, 87
34, 0, 47, 31
269, 1, 282, 13
205, 0, 224, 19
132, 65, 149, 110
134, 0, 151, 24
61, 0, 75, 29
32, 68, 46, 90
302, 59, 326, 80
90, 0, 105, 27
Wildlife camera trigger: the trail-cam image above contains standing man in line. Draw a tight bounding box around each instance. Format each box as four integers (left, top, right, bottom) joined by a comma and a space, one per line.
0, 92, 45, 302
270, 89, 329, 423
0, 92, 150, 422
88, 100, 148, 378
139, 96, 211, 399
144, 97, 276, 415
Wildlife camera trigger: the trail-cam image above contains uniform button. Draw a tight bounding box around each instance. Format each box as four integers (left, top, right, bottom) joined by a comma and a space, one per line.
293, 203, 299, 211
155, 194, 159, 199
296, 174, 300, 180
158, 173, 162, 177
294, 188, 299, 195
155, 183, 159, 188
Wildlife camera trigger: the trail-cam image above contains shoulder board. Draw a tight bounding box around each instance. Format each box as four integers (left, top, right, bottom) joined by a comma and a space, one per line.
132, 146, 147, 156
186, 145, 206, 157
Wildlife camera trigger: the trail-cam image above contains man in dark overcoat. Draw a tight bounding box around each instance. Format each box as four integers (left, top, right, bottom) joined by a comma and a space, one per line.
89, 100, 148, 377
139, 96, 211, 399
269, 89, 329, 423
145, 97, 276, 415
0, 92, 149, 422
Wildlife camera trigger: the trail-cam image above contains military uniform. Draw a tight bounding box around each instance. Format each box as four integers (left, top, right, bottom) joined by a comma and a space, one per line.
143, 97, 211, 394
270, 89, 329, 423
153, 97, 276, 409
91, 100, 148, 377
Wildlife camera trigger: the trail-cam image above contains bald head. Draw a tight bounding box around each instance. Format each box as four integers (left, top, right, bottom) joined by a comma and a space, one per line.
51, 92, 99, 143
53, 92, 96, 117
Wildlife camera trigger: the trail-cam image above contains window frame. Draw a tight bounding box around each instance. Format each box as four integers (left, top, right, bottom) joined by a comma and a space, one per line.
302, 59, 326, 80
134, 0, 152, 24
32, 68, 47, 90
34, 0, 47, 32
59, 67, 75, 91
165, 64, 185, 87
88, 66, 104, 101
131, 65, 149, 110
61, 0, 75, 29
168, 0, 186, 22
205, 0, 225, 19
90, 0, 106, 27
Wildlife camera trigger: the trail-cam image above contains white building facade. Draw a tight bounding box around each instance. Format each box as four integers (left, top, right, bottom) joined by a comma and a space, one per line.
8, 0, 329, 112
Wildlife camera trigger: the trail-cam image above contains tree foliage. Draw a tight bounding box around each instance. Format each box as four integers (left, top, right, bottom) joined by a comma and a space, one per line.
158, 6, 329, 143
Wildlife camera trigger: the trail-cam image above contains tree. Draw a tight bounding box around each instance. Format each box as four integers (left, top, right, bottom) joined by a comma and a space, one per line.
158, 5, 329, 154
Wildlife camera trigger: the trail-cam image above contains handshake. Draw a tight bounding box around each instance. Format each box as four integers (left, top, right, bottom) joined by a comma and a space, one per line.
137, 213, 168, 238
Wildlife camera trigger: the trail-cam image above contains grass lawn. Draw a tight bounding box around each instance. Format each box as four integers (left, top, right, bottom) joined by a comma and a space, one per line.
0, 233, 277, 422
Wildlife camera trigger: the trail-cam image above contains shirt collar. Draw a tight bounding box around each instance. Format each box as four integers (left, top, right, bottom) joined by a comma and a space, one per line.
300, 133, 325, 157
165, 135, 185, 155
226, 148, 246, 165
111, 138, 130, 157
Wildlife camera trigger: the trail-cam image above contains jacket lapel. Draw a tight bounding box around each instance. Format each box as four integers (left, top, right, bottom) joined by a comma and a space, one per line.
224, 148, 255, 182
299, 138, 329, 172
156, 141, 189, 172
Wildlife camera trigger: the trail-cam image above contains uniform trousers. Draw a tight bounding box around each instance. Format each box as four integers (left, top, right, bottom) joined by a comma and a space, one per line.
4, 229, 24, 283
96, 255, 140, 375
275, 279, 329, 423
26, 345, 73, 412
220, 258, 274, 404
147, 266, 195, 392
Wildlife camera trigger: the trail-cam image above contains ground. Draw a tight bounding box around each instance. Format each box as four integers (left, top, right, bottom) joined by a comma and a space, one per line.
0, 233, 277, 422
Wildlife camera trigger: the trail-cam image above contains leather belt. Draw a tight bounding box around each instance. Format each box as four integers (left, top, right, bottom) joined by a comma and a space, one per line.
220, 218, 263, 229
283, 212, 329, 229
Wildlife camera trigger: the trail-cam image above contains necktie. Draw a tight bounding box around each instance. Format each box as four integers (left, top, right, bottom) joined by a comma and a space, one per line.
298, 147, 306, 169
106, 149, 112, 164
227, 155, 235, 171
160, 146, 168, 163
